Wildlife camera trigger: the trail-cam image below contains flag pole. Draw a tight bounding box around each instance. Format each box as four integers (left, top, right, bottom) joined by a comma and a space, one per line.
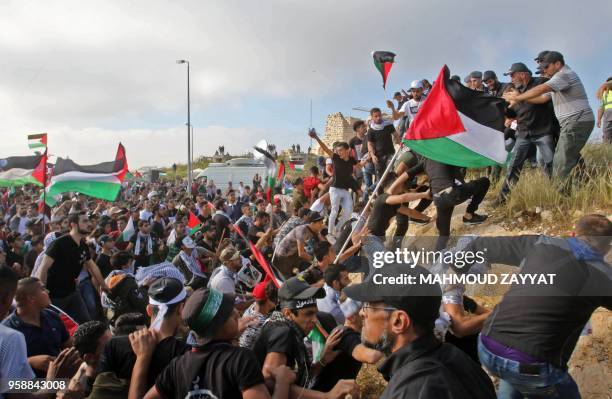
42, 149, 47, 235
334, 144, 402, 263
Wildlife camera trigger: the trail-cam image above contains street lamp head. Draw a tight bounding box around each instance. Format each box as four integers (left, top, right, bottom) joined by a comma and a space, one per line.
176, 59, 187, 64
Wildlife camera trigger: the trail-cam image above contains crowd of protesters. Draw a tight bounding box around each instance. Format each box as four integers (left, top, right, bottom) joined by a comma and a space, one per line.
0, 50, 610, 399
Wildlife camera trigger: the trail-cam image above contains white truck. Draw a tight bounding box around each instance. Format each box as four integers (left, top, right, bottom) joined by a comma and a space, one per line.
195, 158, 269, 191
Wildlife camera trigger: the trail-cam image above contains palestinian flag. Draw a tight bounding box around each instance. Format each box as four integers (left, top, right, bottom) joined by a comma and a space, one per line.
188, 211, 202, 236
117, 216, 135, 243
46, 143, 128, 205
308, 320, 330, 363
372, 51, 396, 89
253, 145, 278, 203
0, 153, 47, 187
28, 133, 47, 150
289, 161, 304, 171
403, 65, 507, 167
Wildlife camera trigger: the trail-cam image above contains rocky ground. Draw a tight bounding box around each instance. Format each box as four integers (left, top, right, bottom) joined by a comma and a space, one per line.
352, 201, 612, 398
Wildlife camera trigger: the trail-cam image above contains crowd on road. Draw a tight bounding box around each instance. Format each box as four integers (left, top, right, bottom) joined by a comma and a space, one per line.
0, 50, 610, 399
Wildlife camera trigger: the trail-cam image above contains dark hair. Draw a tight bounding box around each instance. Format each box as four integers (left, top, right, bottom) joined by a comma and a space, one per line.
111, 251, 133, 268
575, 214, 612, 251
30, 235, 44, 247
334, 142, 350, 150
6, 232, 22, 245
0, 266, 20, 302
294, 178, 304, 186
114, 312, 149, 335
255, 199, 265, 206
297, 208, 311, 219
150, 302, 184, 320
73, 321, 108, 357
67, 211, 85, 226
309, 166, 319, 175
324, 263, 347, 286
15, 277, 41, 304
313, 241, 332, 262
214, 199, 226, 210
352, 120, 366, 131
370, 107, 382, 115
265, 280, 278, 304
255, 211, 268, 220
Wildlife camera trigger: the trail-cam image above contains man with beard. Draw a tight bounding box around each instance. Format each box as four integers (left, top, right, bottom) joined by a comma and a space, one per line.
366, 108, 400, 181
387, 80, 427, 128
344, 263, 495, 399
36, 212, 108, 323
253, 277, 360, 398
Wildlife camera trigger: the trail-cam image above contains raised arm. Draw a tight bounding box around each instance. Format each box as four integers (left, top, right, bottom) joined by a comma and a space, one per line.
308, 130, 333, 158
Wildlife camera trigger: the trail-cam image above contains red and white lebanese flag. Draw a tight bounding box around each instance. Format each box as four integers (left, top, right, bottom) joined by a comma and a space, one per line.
403, 65, 507, 167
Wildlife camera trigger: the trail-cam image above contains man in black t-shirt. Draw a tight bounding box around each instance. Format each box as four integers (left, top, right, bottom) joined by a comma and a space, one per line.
309, 130, 363, 237
253, 277, 360, 398
96, 235, 114, 278
366, 107, 399, 180
98, 278, 189, 393
130, 287, 294, 399
313, 298, 383, 392
247, 211, 269, 245
127, 220, 158, 268
36, 212, 108, 324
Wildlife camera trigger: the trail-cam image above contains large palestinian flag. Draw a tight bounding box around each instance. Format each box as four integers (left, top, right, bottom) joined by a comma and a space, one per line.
46, 144, 128, 205
0, 154, 47, 187
403, 65, 507, 167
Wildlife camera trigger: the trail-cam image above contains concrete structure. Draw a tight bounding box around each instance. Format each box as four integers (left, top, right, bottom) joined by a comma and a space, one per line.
313, 112, 361, 155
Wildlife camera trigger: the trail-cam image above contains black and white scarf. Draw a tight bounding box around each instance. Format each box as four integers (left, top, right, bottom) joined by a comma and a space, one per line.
134, 232, 153, 256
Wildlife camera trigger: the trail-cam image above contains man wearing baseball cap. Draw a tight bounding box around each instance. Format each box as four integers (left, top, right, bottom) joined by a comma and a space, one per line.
534, 50, 550, 75
496, 62, 557, 204
503, 51, 595, 179
344, 263, 495, 398
387, 79, 426, 128
130, 287, 295, 399
468, 71, 486, 92
483, 70, 508, 98
253, 277, 360, 398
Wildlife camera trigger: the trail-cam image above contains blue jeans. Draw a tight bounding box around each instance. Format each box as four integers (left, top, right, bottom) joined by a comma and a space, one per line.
501, 135, 554, 197
478, 335, 580, 399
362, 162, 375, 202
78, 277, 98, 321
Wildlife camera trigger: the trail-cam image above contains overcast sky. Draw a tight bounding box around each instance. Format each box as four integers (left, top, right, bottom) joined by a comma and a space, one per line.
2, 0, 610, 168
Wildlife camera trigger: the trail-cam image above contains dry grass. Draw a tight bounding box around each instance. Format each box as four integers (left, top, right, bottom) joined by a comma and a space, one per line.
484, 143, 612, 230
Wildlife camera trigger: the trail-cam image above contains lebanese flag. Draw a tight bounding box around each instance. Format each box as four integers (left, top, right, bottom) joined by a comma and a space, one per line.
403, 65, 507, 167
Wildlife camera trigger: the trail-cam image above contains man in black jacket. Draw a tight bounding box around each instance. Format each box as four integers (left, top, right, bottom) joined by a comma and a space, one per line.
344, 263, 496, 399
462, 214, 612, 398
496, 63, 557, 202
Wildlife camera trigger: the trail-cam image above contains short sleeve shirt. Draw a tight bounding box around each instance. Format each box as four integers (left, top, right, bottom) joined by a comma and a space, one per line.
545, 65, 594, 123
399, 98, 425, 123
155, 342, 264, 399
45, 234, 91, 298
303, 176, 321, 198
312, 327, 362, 392
331, 154, 357, 190
275, 225, 316, 257
367, 124, 396, 157
0, 325, 35, 396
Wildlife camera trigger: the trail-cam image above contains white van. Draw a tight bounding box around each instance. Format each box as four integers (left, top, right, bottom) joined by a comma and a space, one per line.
196, 158, 269, 191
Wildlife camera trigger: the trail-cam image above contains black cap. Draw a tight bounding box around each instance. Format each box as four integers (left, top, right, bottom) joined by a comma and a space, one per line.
469, 71, 482, 79
308, 211, 324, 223
343, 263, 441, 330
541, 51, 564, 65
148, 277, 184, 302
393, 91, 402, 97
449, 75, 461, 82
278, 277, 325, 309
482, 70, 497, 81
534, 50, 550, 62
182, 288, 235, 341
503, 62, 531, 76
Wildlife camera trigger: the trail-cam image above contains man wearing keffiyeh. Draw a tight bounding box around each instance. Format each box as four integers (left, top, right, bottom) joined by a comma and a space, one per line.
128, 220, 158, 268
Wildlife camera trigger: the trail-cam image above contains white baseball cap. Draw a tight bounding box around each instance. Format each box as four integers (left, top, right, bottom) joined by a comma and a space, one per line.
410, 80, 424, 90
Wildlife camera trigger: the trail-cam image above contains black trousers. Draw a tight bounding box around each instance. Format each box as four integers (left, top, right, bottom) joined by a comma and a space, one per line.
392, 186, 433, 248
433, 177, 490, 250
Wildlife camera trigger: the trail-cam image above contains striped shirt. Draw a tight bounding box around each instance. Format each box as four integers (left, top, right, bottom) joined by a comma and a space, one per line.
545, 65, 594, 123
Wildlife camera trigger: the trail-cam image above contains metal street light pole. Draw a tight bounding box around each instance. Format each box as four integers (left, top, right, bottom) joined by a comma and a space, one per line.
176, 59, 192, 191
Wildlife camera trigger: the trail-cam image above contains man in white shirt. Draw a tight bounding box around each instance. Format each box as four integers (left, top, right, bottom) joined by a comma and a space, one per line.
387, 79, 426, 125
316, 264, 350, 325
208, 246, 242, 295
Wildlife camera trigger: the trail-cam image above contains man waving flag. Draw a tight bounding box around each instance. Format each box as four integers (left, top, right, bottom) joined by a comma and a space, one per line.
403, 65, 507, 167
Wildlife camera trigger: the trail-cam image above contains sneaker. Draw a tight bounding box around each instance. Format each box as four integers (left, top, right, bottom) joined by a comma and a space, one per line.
409, 217, 431, 226
463, 213, 487, 225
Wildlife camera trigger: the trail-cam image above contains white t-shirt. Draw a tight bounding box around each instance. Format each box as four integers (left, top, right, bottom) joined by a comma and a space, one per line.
0, 324, 35, 397
399, 97, 426, 123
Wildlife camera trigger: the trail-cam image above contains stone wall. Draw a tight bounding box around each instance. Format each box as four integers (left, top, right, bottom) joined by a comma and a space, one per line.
313, 112, 360, 155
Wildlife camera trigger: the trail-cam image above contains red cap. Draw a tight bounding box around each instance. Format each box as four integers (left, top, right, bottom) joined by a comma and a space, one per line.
252, 281, 268, 301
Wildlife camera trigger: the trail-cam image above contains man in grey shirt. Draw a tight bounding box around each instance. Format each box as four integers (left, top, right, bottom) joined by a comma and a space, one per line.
503, 51, 594, 179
